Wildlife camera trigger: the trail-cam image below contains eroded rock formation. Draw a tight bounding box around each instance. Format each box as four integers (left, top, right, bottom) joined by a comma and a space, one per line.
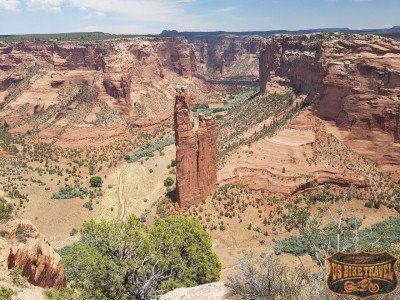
197, 114, 218, 200
259, 33, 400, 142
0, 217, 66, 289
191, 36, 263, 76
174, 87, 217, 207
0, 37, 195, 130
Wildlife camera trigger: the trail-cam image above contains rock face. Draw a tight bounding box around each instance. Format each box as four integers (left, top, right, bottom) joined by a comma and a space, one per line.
197, 114, 218, 200
174, 87, 217, 207
0, 217, 66, 289
259, 33, 400, 142
160, 282, 233, 300
0, 37, 195, 134
191, 36, 264, 76
174, 87, 201, 206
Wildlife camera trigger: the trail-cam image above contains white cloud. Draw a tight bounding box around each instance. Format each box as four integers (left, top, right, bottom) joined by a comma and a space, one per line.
0, 0, 20, 12
18, 0, 198, 25
216, 6, 239, 13
66, 0, 198, 24
26, 0, 62, 12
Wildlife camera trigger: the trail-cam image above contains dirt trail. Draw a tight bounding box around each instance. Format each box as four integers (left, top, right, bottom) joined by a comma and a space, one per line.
118, 163, 130, 221
118, 145, 176, 218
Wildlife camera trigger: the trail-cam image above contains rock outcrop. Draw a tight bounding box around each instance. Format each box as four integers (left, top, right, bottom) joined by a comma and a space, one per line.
259, 33, 400, 142
0, 217, 66, 289
197, 114, 218, 200
160, 282, 233, 300
174, 87, 217, 207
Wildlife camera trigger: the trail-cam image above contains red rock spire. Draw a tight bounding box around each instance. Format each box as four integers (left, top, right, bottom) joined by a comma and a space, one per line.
174, 86, 217, 207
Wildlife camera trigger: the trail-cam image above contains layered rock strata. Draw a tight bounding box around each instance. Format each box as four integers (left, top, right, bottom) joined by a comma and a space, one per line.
259, 33, 400, 142
0, 37, 194, 123
191, 36, 263, 76
174, 87, 217, 207
0, 217, 66, 289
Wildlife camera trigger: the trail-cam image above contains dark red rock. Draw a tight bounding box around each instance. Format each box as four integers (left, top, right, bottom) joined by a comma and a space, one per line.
174, 87, 217, 207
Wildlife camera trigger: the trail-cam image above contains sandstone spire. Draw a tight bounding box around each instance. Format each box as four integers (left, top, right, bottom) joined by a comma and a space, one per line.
174, 86, 217, 207
197, 114, 217, 200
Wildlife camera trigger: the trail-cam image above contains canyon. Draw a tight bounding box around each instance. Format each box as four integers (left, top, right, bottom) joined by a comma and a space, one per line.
259, 34, 400, 163
0, 31, 399, 297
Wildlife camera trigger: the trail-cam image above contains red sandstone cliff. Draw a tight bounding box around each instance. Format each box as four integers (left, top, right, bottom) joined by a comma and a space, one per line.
0, 37, 196, 135
191, 36, 263, 76
0, 216, 66, 289
259, 33, 400, 142
174, 87, 217, 207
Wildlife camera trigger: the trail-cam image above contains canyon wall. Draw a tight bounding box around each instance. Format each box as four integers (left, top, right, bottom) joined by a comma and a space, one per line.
191, 36, 263, 76
259, 33, 400, 142
0, 37, 195, 130
174, 87, 217, 207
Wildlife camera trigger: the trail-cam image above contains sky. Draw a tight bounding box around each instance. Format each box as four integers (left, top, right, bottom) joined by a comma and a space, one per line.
0, 0, 399, 35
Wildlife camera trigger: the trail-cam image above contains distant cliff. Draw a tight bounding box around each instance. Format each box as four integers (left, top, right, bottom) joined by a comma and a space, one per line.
190, 36, 263, 76
259, 33, 400, 142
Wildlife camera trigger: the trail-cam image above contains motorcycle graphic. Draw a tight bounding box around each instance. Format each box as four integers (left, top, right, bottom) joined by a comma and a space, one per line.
344, 278, 379, 294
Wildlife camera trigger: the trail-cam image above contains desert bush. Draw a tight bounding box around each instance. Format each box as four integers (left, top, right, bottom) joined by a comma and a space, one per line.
170, 159, 176, 167
52, 185, 88, 199
65, 215, 221, 300
164, 177, 174, 187
83, 200, 93, 211
10, 267, 27, 287
130, 138, 174, 162
44, 287, 79, 300
89, 176, 102, 187
192, 103, 209, 112
0, 287, 13, 300
227, 253, 307, 300
277, 214, 400, 261
0, 202, 13, 220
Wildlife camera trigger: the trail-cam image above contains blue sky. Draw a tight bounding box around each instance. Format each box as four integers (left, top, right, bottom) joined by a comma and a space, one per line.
0, 0, 398, 35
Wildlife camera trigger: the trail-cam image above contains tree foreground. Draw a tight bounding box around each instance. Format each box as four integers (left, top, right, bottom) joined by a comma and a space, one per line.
65, 214, 221, 300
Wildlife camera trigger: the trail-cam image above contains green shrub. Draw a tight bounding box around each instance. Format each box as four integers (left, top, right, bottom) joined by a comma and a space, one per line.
0, 287, 13, 300
65, 215, 221, 300
0, 230, 9, 237
52, 185, 88, 199
89, 176, 102, 187
44, 287, 79, 300
365, 200, 373, 208
164, 177, 174, 187
130, 138, 174, 162
0, 202, 13, 220
83, 200, 93, 211
170, 159, 176, 167
10, 268, 27, 287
